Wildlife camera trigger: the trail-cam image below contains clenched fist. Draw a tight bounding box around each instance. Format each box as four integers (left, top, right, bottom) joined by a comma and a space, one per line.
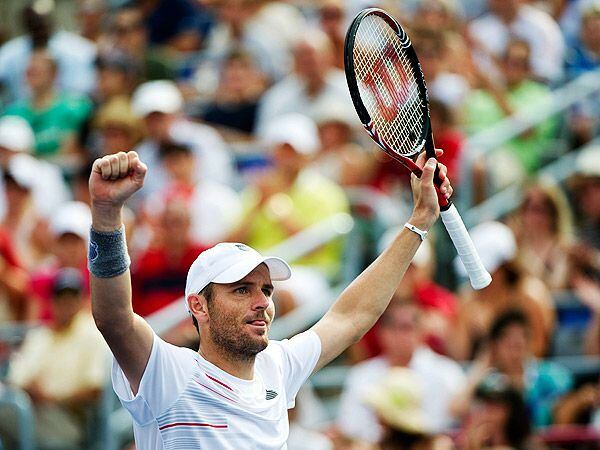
90, 151, 147, 207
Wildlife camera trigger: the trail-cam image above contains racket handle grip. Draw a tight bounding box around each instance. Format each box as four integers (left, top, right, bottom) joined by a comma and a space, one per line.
440, 204, 492, 290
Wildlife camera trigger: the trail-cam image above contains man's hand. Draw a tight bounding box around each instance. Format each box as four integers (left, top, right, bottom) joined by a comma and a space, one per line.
410, 149, 452, 230
89, 151, 147, 231
90, 151, 147, 207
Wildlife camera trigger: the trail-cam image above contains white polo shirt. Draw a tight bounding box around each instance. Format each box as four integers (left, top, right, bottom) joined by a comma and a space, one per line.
112, 330, 321, 450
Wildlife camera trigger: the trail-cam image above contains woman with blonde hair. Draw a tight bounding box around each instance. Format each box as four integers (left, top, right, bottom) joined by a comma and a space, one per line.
510, 181, 574, 291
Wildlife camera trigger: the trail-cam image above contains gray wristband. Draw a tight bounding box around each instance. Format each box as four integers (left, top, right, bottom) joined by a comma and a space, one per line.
88, 226, 131, 278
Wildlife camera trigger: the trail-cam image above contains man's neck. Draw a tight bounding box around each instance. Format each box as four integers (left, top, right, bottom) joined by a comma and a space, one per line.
305, 76, 326, 97
198, 341, 256, 381
32, 88, 55, 110
386, 350, 416, 367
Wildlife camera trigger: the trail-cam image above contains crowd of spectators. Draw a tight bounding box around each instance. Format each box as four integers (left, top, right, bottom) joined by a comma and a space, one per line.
0, 0, 598, 449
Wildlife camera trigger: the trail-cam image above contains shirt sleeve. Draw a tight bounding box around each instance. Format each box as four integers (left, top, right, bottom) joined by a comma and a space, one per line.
277, 330, 322, 408
111, 332, 194, 426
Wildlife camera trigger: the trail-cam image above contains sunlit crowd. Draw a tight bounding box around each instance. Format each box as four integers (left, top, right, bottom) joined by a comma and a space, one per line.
0, 0, 598, 449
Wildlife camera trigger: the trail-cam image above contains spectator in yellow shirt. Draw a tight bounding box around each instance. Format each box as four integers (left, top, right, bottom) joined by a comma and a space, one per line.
1, 268, 109, 450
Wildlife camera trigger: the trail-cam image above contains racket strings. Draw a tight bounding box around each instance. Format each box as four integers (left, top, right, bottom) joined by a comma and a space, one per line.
353, 15, 425, 156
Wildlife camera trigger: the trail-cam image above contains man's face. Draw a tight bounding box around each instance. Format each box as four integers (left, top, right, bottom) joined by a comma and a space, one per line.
492, 323, 529, 370
294, 41, 327, 81
273, 143, 308, 172
205, 264, 275, 359
378, 303, 421, 364
97, 67, 129, 99
162, 151, 195, 183
52, 290, 83, 329
503, 43, 530, 86
159, 201, 191, 244
112, 9, 146, 53
54, 233, 87, 267
101, 125, 136, 155
143, 112, 173, 141
26, 51, 56, 92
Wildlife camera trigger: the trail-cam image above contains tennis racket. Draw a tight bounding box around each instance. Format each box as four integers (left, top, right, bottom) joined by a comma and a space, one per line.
344, 8, 491, 290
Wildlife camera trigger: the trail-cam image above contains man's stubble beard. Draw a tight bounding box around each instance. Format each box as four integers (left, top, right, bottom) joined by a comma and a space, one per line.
207, 302, 270, 361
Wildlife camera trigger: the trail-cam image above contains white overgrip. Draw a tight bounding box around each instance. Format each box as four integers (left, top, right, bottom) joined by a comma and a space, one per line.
440, 204, 492, 290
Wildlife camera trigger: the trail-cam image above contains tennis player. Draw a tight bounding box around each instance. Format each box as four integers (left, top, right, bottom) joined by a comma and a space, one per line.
89, 150, 452, 449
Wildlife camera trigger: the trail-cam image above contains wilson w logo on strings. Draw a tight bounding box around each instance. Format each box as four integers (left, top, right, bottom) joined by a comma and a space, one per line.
361, 44, 411, 122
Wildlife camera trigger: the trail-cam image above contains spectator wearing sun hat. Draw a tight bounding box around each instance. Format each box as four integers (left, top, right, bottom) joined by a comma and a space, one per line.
449, 221, 555, 361
92, 96, 143, 157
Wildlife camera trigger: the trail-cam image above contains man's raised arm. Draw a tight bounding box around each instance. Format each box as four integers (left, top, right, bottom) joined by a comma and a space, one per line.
311, 154, 452, 372
89, 151, 153, 394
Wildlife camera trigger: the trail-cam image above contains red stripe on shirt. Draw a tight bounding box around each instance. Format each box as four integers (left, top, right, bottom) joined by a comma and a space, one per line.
194, 380, 238, 403
159, 422, 228, 431
205, 373, 234, 391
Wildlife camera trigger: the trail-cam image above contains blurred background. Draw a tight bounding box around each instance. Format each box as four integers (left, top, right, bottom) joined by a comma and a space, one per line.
0, 0, 598, 449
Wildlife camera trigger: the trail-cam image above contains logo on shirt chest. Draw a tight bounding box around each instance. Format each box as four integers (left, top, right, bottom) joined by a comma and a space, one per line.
265, 389, 278, 400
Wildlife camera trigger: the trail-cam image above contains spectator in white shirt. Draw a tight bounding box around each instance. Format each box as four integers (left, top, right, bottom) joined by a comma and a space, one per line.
0, 4, 96, 105
130, 80, 235, 204
255, 30, 352, 135
468, 0, 565, 82
336, 300, 466, 443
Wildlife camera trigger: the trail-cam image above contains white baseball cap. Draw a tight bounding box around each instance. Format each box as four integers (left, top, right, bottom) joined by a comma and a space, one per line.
50, 201, 92, 241
6, 153, 38, 189
262, 113, 320, 155
0, 116, 35, 153
574, 145, 600, 178
131, 80, 184, 117
185, 242, 292, 308
454, 221, 516, 277
311, 99, 359, 128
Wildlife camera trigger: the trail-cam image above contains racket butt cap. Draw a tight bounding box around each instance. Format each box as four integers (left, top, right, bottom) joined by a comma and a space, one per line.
470, 272, 492, 290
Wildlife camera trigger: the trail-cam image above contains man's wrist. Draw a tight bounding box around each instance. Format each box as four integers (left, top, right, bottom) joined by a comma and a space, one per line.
408, 212, 436, 231
91, 202, 123, 232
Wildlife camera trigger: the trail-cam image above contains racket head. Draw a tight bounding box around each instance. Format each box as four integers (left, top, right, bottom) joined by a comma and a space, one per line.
344, 8, 433, 161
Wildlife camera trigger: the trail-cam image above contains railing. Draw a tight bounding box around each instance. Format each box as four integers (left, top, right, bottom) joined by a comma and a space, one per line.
462, 138, 600, 227
459, 69, 600, 213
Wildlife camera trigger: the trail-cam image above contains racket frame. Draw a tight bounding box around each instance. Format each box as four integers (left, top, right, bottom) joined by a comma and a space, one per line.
344, 7, 447, 207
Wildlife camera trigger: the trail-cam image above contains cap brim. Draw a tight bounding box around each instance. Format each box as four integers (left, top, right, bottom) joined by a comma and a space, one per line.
212, 255, 291, 284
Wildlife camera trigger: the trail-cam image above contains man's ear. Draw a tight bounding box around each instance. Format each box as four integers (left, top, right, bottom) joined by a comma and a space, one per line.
188, 294, 209, 326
